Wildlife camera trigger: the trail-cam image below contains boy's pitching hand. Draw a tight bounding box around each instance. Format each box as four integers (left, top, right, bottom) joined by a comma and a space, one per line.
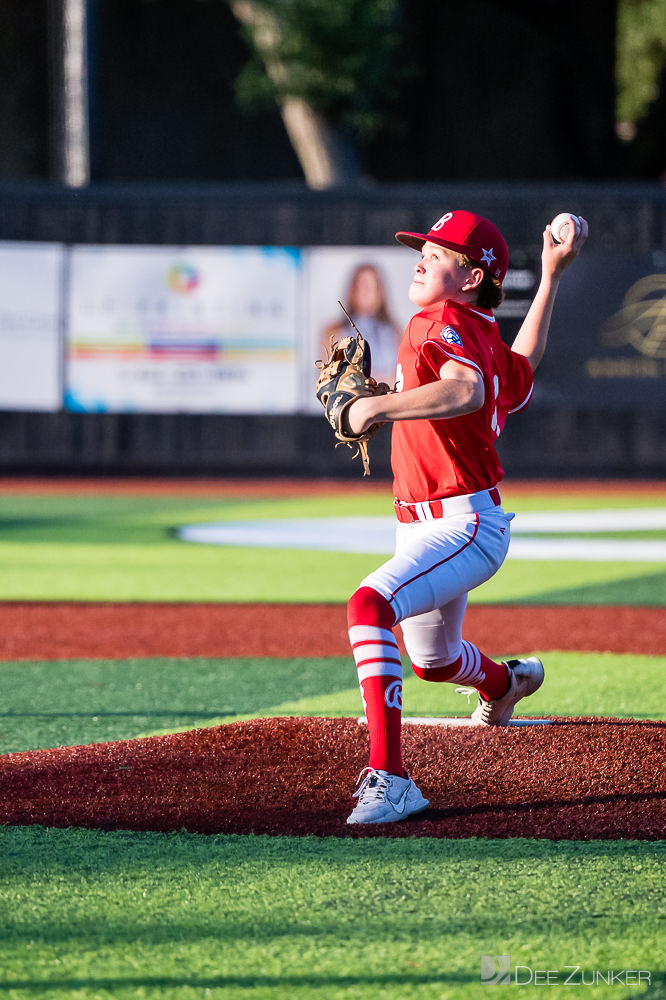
543, 214, 589, 277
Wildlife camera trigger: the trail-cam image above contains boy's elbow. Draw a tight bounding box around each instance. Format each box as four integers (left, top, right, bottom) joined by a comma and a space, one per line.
512, 345, 542, 373
450, 375, 484, 415
466, 379, 485, 413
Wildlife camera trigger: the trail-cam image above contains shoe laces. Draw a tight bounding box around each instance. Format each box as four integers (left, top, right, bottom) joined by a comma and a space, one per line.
457, 685, 495, 722
352, 767, 390, 803
455, 686, 476, 705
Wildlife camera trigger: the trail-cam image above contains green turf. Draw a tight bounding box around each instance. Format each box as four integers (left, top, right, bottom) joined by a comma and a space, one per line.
207, 651, 665, 730
0, 655, 346, 753
0, 827, 663, 1000
0, 490, 664, 603
2, 538, 665, 604
1, 483, 664, 1000
0, 487, 661, 529
2, 652, 664, 754
1, 537, 664, 604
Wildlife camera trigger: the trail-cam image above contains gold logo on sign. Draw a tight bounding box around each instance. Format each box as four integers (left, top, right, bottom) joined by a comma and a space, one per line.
600, 274, 666, 358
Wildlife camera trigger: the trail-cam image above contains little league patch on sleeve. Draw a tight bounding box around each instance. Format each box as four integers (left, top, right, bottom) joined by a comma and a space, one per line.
439, 325, 463, 347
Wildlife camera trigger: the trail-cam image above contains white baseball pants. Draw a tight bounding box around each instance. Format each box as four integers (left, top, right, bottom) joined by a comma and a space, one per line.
359, 506, 514, 669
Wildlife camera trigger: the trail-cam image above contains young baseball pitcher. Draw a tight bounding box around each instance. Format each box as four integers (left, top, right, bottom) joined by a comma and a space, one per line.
340, 209, 588, 824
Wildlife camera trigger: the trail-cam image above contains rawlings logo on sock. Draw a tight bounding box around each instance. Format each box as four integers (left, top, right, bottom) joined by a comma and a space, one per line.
384, 679, 403, 710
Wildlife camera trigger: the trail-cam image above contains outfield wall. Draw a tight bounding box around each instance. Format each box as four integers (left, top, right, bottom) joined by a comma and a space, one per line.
0, 180, 664, 478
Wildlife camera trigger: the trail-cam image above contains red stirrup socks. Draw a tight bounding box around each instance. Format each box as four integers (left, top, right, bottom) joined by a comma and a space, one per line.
411, 639, 510, 701
347, 586, 403, 775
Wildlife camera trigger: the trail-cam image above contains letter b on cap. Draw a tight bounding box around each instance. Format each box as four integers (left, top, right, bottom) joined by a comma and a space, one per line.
431, 212, 453, 231
481, 955, 511, 985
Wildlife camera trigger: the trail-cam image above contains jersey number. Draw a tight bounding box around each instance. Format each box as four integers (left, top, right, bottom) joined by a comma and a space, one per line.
490, 375, 500, 437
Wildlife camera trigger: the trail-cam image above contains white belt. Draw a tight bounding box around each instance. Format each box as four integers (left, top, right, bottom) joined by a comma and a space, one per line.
394, 487, 502, 523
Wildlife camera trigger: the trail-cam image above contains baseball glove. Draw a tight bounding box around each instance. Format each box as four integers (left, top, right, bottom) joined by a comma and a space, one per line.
315, 332, 391, 476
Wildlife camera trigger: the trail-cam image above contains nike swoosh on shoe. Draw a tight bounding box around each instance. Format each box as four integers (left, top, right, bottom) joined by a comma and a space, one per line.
388, 786, 410, 814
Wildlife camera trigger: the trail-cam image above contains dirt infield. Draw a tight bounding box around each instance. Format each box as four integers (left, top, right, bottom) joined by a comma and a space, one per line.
2, 716, 664, 839
1, 602, 664, 659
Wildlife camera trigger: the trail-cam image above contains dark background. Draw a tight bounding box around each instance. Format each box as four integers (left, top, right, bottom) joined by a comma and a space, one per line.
0, 0, 663, 479
2, 0, 660, 184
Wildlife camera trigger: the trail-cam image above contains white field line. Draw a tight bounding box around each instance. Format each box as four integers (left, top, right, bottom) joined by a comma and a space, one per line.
177, 508, 666, 562
514, 508, 666, 532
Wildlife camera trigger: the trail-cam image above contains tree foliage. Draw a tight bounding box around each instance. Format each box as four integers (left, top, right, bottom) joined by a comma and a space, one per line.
232, 0, 402, 138
616, 0, 666, 123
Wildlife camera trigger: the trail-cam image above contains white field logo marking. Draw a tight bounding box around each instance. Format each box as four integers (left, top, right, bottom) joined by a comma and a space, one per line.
177, 508, 666, 562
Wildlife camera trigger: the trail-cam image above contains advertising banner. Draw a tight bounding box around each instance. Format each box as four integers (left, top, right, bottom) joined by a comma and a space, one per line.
0, 242, 63, 411
65, 245, 302, 413
14, 239, 663, 417
302, 246, 416, 412
535, 252, 666, 408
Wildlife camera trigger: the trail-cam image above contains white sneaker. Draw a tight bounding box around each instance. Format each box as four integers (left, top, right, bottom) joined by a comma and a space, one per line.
346, 767, 429, 825
471, 657, 545, 726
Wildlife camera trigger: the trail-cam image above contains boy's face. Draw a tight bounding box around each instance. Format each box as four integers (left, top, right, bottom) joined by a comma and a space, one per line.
408, 241, 470, 307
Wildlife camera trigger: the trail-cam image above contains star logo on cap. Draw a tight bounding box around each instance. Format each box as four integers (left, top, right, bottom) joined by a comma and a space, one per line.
480, 247, 496, 267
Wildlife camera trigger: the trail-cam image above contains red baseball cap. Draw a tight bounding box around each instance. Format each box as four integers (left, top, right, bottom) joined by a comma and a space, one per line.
395, 210, 509, 283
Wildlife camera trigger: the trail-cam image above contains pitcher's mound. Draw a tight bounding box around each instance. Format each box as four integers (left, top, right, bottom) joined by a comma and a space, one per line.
1, 716, 664, 839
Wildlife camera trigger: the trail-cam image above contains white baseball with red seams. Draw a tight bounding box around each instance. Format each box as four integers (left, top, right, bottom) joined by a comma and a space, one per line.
550, 213, 581, 244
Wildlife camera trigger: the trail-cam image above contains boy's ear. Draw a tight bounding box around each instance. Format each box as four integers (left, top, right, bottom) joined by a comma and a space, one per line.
461, 267, 485, 292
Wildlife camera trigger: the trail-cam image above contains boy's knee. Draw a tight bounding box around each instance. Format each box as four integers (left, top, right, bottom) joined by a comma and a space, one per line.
411, 651, 460, 672
347, 586, 395, 630
411, 651, 462, 682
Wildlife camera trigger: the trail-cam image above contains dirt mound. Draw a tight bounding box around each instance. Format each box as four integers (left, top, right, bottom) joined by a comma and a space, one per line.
2, 716, 664, 839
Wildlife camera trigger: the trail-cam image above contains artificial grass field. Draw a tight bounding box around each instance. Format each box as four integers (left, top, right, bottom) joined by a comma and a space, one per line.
0, 489, 664, 604
2, 652, 666, 755
1, 481, 665, 998
1, 828, 664, 1000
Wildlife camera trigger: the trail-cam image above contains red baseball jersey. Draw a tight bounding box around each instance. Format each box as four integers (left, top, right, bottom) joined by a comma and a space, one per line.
391, 298, 534, 502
